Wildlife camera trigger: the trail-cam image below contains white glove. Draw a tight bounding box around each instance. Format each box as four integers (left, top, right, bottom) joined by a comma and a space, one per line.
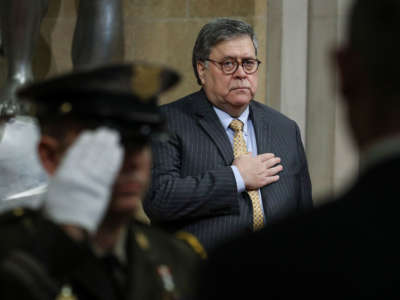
0, 117, 48, 211
44, 127, 124, 234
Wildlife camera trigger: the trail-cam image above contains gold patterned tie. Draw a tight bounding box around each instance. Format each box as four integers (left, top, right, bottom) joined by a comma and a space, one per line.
229, 119, 264, 231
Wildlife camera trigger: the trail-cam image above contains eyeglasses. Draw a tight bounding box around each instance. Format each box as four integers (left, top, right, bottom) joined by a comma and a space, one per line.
205, 57, 261, 75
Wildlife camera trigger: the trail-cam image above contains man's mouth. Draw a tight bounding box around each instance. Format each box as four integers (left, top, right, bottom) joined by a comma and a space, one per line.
231, 86, 250, 90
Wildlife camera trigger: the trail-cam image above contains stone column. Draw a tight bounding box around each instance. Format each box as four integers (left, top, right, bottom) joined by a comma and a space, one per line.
267, 0, 358, 203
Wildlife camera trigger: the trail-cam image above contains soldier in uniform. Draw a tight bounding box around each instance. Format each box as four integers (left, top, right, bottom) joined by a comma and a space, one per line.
0, 62, 205, 300
0, 0, 124, 213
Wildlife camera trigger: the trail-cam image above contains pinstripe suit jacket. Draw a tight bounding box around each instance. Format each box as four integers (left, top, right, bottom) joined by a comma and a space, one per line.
145, 89, 312, 251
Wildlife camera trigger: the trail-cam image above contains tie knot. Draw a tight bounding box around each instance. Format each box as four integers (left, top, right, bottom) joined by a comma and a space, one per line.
229, 119, 244, 132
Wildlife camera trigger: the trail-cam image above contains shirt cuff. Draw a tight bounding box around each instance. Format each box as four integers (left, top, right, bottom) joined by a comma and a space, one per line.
231, 165, 246, 193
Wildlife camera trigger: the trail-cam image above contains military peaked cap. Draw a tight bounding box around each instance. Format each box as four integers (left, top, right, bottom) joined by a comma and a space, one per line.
17, 62, 180, 142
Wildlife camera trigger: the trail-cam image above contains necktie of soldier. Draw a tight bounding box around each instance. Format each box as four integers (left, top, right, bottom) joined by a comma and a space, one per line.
229, 119, 264, 231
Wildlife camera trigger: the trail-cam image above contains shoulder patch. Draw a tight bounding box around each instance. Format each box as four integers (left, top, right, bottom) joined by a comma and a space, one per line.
175, 231, 207, 259
134, 231, 151, 251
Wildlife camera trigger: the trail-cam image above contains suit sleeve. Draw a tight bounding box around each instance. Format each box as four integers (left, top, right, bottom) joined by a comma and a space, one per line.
144, 132, 240, 222
295, 124, 313, 210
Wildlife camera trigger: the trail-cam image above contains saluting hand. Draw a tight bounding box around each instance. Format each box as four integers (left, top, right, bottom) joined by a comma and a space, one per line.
44, 127, 124, 235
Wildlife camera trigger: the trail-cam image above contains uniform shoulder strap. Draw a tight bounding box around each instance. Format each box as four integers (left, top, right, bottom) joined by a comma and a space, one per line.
175, 231, 207, 259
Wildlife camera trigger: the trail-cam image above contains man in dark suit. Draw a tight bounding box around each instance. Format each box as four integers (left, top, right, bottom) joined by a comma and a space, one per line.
197, 0, 400, 298
145, 18, 312, 251
0, 63, 203, 300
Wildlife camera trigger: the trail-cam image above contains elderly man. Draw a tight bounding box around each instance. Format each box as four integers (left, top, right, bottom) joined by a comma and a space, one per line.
145, 18, 312, 251
198, 1, 400, 299
0, 63, 203, 300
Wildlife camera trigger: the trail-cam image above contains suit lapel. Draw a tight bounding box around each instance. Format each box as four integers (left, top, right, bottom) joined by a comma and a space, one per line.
250, 102, 271, 210
250, 101, 271, 155
194, 90, 234, 165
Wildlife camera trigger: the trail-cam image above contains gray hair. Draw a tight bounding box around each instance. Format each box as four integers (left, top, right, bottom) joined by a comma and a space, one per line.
192, 18, 258, 85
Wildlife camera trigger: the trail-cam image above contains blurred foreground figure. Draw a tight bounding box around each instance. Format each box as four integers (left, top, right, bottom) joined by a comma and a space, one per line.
198, 0, 400, 299
0, 63, 203, 300
0, 0, 123, 211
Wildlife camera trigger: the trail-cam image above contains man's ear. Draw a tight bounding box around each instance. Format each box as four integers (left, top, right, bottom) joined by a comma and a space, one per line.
38, 135, 62, 175
197, 61, 207, 85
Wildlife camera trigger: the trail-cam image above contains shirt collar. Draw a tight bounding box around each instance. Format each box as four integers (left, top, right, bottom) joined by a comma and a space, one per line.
213, 105, 250, 134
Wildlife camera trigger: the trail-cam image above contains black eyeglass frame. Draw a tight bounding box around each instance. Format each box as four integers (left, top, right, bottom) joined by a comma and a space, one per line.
205, 57, 261, 75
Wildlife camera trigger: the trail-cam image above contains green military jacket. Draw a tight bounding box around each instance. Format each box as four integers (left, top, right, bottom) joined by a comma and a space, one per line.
0, 208, 204, 300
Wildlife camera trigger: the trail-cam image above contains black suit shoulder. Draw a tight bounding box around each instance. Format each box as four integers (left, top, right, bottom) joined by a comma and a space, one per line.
249, 99, 299, 130
161, 90, 200, 111
159, 90, 203, 126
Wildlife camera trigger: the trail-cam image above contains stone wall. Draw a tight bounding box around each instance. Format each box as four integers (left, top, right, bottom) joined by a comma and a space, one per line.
0, 0, 268, 105
266, 0, 358, 203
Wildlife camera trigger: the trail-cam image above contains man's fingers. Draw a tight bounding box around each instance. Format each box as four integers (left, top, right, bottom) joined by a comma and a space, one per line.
236, 153, 283, 189
264, 175, 280, 185
258, 153, 275, 162
266, 164, 283, 176
264, 157, 281, 168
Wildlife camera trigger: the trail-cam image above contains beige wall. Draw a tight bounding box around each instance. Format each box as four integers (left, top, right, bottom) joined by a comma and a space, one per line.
307, 0, 358, 201
266, 0, 358, 203
0, 0, 268, 105
125, 0, 268, 104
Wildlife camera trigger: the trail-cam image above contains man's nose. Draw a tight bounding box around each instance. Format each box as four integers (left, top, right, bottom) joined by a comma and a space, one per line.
233, 63, 247, 78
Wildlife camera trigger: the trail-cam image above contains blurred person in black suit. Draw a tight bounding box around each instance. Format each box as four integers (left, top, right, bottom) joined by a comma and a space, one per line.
197, 0, 400, 299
